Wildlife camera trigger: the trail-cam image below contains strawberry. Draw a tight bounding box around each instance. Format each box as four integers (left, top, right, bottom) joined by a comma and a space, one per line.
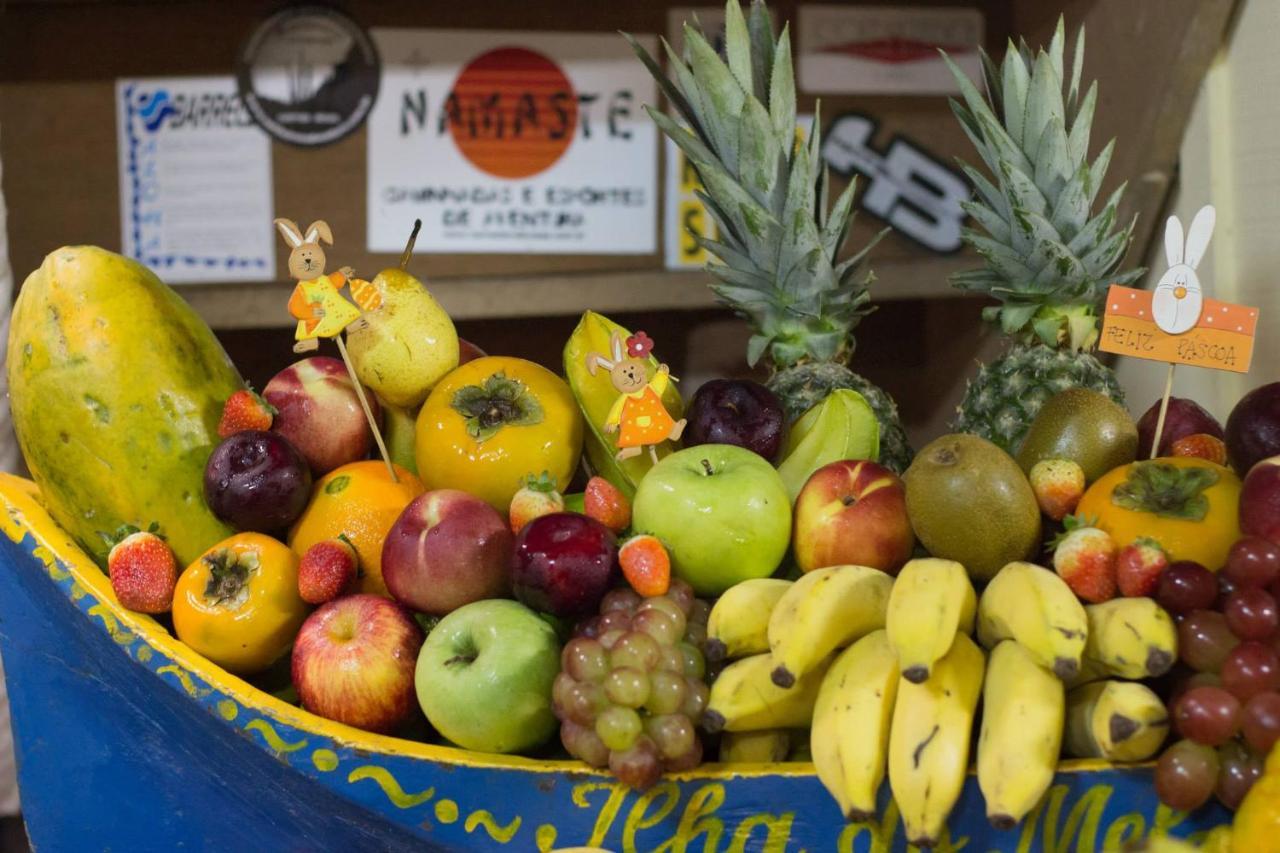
1116, 537, 1169, 598
218, 388, 275, 438
297, 537, 359, 604
107, 525, 177, 614
508, 471, 565, 534
1029, 458, 1086, 521
1052, 516, 1118, 603
1170, 433, 1228, 466
584, 476, 631, 533
619, 535, 671, 597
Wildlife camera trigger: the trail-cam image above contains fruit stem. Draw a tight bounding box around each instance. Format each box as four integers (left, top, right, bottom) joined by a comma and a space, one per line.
399, 219, 423, 271
700, 458, 714, 476
443, 653, 477, 667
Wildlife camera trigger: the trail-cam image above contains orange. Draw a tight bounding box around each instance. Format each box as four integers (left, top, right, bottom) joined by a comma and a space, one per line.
288, 460, 424, 596
1076, 457, 1241, 571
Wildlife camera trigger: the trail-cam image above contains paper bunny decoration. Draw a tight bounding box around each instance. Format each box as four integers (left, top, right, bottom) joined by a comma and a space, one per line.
274, 218, 381, 354
1152, 205, 1216, 335
585, 331, 686, 463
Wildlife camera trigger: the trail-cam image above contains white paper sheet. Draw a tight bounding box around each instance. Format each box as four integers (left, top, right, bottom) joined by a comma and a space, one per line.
367, 29, 658, 255
116, 77, 275, 283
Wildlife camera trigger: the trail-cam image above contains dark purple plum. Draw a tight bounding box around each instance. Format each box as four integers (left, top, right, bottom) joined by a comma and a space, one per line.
1137, 397, 1224, 459
685, 379, 786, 462
1227, 382, 1280, 475
204, 430, 312, 532
512, 513, 617, 618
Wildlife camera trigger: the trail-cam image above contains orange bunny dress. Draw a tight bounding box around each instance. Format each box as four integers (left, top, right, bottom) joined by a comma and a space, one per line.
605, 371, 677, 449
288, 271, 362, 342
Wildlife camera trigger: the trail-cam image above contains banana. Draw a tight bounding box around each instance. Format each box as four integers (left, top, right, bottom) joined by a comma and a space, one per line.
703, 652, 830, 733
977, 640, 1064, 830
886, 558, 976, 683
1064, 680, 1170, 762
705, 578, 793, 663
718, 729, 793, 763
888, 632, 986, 848
1078, 597, 1178, 682
768, 565, 893, 688
977, 561, 1088, 680
811, 630, 900, 821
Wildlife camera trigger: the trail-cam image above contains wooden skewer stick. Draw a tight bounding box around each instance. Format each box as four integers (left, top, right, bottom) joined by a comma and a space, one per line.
1149, 363, 1178, 459
335, 335, 397, 482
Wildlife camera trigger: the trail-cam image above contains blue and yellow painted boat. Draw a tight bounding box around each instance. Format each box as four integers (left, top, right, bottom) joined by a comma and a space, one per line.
0, 473, 1230, 850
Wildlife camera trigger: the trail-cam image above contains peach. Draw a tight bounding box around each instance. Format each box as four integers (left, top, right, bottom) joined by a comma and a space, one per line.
264, 357, 380, 476
793, 460, 914, 575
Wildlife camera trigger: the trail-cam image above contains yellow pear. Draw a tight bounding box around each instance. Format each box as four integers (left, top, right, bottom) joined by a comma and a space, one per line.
345, 268, 459, 408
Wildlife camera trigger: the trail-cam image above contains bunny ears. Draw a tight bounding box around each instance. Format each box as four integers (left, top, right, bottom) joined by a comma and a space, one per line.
274, 218, 334, 249
1165, 205, 1216, 271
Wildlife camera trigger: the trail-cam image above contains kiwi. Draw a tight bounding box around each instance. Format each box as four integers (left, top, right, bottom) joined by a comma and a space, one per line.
1016, 388, 1138, 483
904, 434, 1042, 582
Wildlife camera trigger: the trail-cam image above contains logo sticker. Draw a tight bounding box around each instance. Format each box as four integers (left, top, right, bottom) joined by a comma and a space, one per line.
237, 6, 379, 147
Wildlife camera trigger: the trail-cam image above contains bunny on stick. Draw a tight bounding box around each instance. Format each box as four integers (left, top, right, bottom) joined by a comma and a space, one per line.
585, 331, 687, 464
274, 216, 396, 480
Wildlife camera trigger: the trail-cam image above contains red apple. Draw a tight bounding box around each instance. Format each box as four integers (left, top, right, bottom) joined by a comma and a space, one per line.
382, 490, 514, 615
291, 594, 423, 733
1241, 456, 1280, 545
264, 357, 381, 476
793, 459, 915, 575
457, 338, 486, 365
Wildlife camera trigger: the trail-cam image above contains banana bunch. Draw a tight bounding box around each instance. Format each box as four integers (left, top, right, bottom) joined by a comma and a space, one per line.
889, 633, 986, 848
1064, 680, 1169, 762
768, 565, 892, 688
977, 640, 1064, 830
718, 729, 794, 763
811, 630, 900, 821
703, 652, 830, 733
705, 578, 792, 663
977, 561, 1088, 680
885, 558, 975, 683
1074, 598, 1178, 684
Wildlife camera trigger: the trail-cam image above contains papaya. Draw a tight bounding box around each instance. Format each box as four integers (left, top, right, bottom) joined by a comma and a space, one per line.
562, 311, 684, 497
7, 247, 242, 567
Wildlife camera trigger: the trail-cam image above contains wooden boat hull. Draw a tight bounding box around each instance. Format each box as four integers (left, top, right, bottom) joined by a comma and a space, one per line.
0, 475, 1229, 850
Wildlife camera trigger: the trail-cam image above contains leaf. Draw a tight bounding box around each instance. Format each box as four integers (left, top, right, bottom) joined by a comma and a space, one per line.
1033, 314, 1063, 347
961, 199, 1012, 244
708, 282, 774, 313
977, 111, 1035, 190
949, 99, 1002, 178
723, 0, 754, 97
1067, 80, 1097, 168
1049, 159, 1093, 242
1067, 182, 1123, 256
1033, 114, 1071, 199
1029, 239, 1088, 290
622, 33, 700, 133
659, 38, 711, 144
1067, 311, 1099, 351
736, 96, 782, 204
769, 24, 797, 147
1080, 221, 1133, 278
776, 141, 823, 294
959, 162, 1010, 222
949, 268, 1004, 293
1087, 138, 1116, 206
684, 23, 746, 175
746, 333, 773, 367
1000, 303, 1039, 334
706, 262, 772, 290
820, 176, 858, 260
1022, 50, 1064, 158
747, 0, 776, 106
643, 106, 718, 171
1001, 41, 1030, 146
692, 233, 753, 269
1047, 16, 1066, 90
1111, 461, 1220, 521
1068, 24, 1086, 111
980, 47, 1003, 118
451, 372, 545, 443
965, 231, 1037, 283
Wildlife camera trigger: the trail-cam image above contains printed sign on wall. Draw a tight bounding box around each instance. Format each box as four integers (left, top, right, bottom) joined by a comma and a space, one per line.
366, 30, 658, 255
116, 77, 275, 284
798, 6, 982, 95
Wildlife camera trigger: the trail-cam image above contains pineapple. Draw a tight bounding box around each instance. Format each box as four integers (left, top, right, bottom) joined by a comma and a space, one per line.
625, 1, 913, 472
942, 19, 1144, 454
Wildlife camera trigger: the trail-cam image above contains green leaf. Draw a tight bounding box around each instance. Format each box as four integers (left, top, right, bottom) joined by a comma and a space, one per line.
684, 23, 747, 175
1067, 310, 1099, 351
1034, 114, 1071, 199
1111, 461, 1220, 521
768, 24, 797, 147
1066, 80, 1096, 168
1047, 16, 1066, 90
965, 231, 1036, 282
747, 0, 776, 106
820, 176, 858, 260
643, 106, 718, 171
723, 0, 754, 97
706, 263, 772, 291
659, 38, 711, 143
1001, 303, 1039, 334
1049, 159, 1093, 242
622, 32, 701, 133
1022, 50, 1064, 158
1088, 139, 1116, 206
980, 47, 1003, 118
949, 268, 1004, 293
1001, 41, 1030, 145
949, 100, 1002, 179
1067, 182, 1123, 256
1080, 220, 1133, 278
959, 162, 1010, 222
736, 95, 782, 203
1033, 314, 1063, 347
746, 333, 773, 367
1030, 238, 1088, 291
450, 371, 545, 442
978, 112, 1036, 195
1068, 24, 1086, 111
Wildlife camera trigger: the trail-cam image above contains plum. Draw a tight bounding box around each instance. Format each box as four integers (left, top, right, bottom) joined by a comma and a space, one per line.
204, 430, 311, 532
511, 513, 618, 617
1227, 382, 1280, 475
684, 379, 786, 462
1137, 397, 1223, 459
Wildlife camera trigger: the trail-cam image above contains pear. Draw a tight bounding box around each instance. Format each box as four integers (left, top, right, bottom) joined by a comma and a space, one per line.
345, 268, 459, 408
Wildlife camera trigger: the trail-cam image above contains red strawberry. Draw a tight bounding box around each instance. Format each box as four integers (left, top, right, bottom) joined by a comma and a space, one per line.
508, 471, 565, 534
1029, 459, 1086, 521
298, 537, 359, 604
218, 388, 275, 438
107, 526, 177, 614
1052, 517, 1118, 603
1116, 537, 1169, 598
1170, 433, 1228, 466
584, 476, 631, 533
619, 535, 671, 597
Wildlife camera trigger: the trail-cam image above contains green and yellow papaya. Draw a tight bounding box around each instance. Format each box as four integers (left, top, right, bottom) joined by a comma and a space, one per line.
7, 247, 242, 566
563, 311, 684, 498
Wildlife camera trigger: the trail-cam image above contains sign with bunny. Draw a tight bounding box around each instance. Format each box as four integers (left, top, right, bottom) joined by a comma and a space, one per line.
1099, 205, 1259, 374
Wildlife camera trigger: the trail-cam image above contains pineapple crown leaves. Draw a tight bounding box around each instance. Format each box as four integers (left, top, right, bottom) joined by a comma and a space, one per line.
623, 0, 888, 370
942, 17, 1145, 351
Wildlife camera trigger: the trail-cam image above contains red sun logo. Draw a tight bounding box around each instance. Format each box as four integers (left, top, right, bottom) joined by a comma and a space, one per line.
445, 47, 579, 179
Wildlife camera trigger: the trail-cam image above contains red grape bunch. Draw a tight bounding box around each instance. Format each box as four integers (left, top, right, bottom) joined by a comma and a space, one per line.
553, 579, 711, 790
1155, 537, 1280, 812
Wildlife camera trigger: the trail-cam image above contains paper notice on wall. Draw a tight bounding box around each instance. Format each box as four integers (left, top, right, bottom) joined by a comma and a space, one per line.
366, 29, 658, 255
798, 6, 983, 95
116, 77, 275, 283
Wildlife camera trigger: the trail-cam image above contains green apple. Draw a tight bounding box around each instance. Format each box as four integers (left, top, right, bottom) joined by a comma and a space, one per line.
632, 444, 792, 596
414, 599, 560, 754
